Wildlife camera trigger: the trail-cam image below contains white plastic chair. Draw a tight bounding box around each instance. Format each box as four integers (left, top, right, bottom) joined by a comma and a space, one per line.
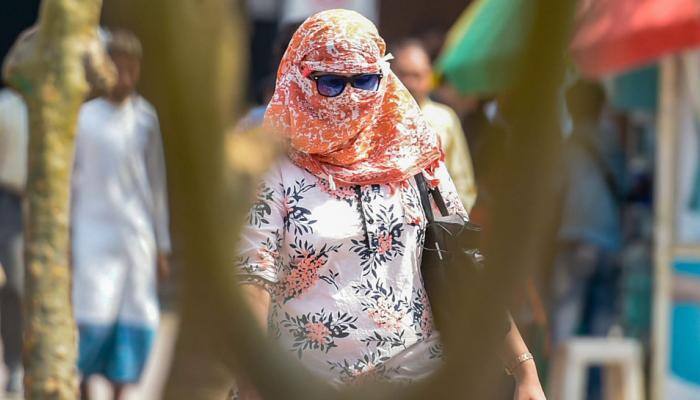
547, 337, 645, 400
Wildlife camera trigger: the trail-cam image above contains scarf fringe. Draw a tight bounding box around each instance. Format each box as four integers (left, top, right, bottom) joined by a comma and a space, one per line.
327, 173, 337, 191
423, 159, 442, 188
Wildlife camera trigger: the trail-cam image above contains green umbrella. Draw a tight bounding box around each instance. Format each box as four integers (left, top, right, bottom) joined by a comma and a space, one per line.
436, 0, 534, 95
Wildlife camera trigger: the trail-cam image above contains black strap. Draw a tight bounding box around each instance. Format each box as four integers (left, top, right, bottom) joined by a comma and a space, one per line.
415, 173, 435, 223
432, 185, 449, 216
414, 173, 449, 220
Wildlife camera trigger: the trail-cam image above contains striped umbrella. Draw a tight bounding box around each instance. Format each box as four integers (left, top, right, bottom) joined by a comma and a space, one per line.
438, 0, 700, 94
435, 0, 533, 95
572, 0, 700, 77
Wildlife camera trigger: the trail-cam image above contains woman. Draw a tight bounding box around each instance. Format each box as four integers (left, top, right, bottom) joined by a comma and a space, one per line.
235, 9, 545, 399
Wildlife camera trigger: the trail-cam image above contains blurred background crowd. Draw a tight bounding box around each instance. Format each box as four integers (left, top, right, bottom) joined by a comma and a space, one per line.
1, 0, 700, 399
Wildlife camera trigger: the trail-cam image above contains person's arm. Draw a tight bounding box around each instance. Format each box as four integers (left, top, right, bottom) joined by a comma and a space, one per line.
145, 115, 172, 281
501, 317, 546, 400
234, 163, 285, 400
236, 284, 271, 400
240, 284, 271, 331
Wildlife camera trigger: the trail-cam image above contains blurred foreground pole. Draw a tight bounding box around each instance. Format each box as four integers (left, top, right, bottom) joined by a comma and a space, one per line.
2, 0, 114, 398
408, 0, 575, 398
651, 56, 681, 400
106, 1, 334, 399
124, 1, 273, 398
153, 1, 247, 397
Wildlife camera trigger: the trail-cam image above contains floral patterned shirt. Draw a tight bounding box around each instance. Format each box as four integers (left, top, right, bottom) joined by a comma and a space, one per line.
236, 156, 467, 385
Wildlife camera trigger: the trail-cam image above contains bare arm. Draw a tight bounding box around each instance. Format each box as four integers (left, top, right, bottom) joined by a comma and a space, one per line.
501, 317, 546, 400
234, 163, 284, 399
145, 118, 171, 255
240, 284, 271, 331
236, 284, 272, 400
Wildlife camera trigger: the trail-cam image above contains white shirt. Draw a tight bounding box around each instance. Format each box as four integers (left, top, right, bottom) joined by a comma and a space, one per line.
236, 156, 467, 384
71, 95, 170, 327
0, 89, 28, 193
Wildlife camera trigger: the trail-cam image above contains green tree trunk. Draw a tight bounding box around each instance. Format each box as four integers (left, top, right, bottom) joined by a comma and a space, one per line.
2, 0, 113, 398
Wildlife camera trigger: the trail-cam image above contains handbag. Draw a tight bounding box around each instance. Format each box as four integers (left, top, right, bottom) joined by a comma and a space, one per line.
414, 174, 509, 335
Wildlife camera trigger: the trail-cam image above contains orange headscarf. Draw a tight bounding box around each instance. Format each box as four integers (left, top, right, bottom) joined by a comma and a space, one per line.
264, 9, 443, 187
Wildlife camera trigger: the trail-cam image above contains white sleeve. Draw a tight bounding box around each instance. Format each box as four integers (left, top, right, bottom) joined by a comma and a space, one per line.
146, 117, 172, 253
235, 164, 286, 288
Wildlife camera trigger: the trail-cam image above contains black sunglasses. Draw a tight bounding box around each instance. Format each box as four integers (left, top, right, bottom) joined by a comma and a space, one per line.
308, 72, 383, 97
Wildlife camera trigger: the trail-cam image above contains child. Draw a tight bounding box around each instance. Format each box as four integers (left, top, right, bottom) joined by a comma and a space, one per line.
71, 29, 170, 400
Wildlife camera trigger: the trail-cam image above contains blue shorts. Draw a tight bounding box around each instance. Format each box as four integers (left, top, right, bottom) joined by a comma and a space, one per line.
78, 323, 155, 383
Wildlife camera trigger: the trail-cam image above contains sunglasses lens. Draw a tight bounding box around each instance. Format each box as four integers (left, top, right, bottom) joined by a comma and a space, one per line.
352, 74, 381, 91
315, 75, 346, 97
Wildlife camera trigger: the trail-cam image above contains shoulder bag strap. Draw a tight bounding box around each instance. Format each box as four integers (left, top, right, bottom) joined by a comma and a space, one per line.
429, 185, 449, 217
414, 173, 435, 222
415, 173, 450, 219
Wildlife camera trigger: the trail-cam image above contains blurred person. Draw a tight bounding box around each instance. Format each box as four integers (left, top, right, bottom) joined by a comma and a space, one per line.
0, 87, 28, 396
414, 27, 447, 62
234, 10, 545, 400
551, 80, 623, 342
70, 29, 171, 400
392, 39, 477, 211
235, 75, 276, 133
550, 80, 624, 399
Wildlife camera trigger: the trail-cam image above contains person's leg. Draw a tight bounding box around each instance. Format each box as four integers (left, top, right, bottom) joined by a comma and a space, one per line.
78, 324, 115, 400
586, 252, 621, 337
105, 257, 158, 393
582, 252, 621, 400
80, 377, 90, 400
550, 249, 590, 344
80, 378, 91, 400
112, 382, 125, 400
104, 323, 155, 398
0, 190, 24, 394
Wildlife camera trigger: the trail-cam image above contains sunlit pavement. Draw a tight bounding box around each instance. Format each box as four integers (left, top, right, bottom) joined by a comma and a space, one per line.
0, 313, 178, 400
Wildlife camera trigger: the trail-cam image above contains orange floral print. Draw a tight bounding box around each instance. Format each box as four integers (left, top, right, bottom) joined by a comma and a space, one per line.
305, 322, 331, 345
264, 9, 443, 187
280, 254, 321, 299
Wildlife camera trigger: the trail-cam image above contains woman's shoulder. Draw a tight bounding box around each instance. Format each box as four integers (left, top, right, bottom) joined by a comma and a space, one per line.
261, 154, 314, 186
270, 154, 306, 176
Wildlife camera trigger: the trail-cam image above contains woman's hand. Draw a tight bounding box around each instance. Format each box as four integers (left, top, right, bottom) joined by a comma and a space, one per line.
514, 378, 547, 400
156, 252, 171, 282
236, 379, 262, 400
235, 284, 272, 400
513, 361, 546, 400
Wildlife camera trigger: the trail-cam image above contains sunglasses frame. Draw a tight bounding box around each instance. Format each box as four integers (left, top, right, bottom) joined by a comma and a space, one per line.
308, 72, 384, 97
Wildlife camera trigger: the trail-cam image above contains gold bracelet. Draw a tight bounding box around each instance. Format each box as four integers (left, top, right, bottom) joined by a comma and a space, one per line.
505, 352, 534, 375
